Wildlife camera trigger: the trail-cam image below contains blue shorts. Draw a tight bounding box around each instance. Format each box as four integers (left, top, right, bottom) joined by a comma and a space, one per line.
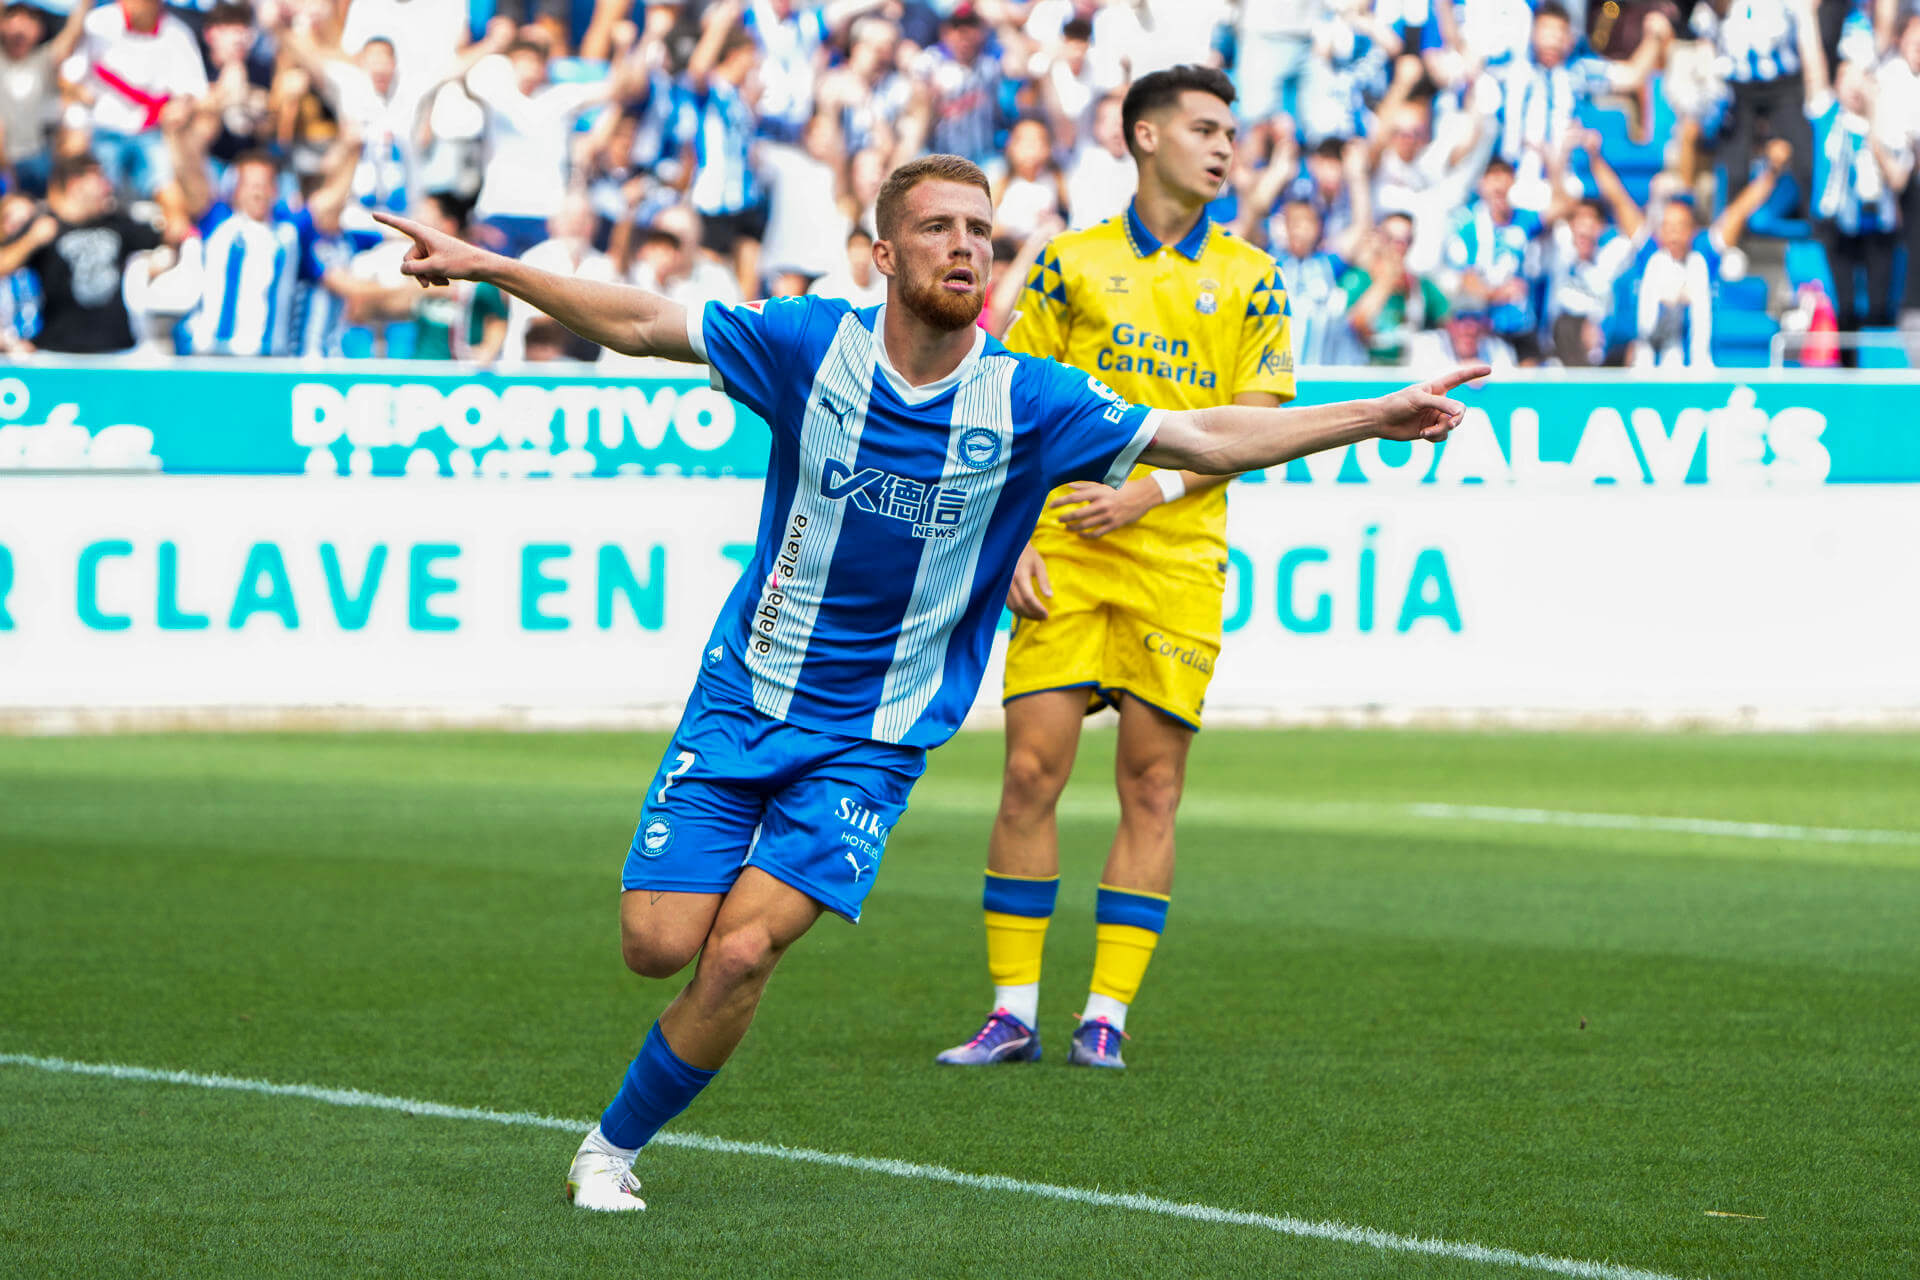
623, 681, 927, 922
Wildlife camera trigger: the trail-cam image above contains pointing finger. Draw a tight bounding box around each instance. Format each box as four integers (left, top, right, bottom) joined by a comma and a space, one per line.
372, 211, 428, 240
1432, 363, 1492, 394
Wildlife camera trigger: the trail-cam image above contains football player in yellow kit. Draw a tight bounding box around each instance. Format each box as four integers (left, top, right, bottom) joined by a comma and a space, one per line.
937, 66, 1296, 1069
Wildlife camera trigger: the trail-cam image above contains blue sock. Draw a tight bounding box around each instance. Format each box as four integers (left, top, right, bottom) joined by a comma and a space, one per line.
598, 1021, 719, 1151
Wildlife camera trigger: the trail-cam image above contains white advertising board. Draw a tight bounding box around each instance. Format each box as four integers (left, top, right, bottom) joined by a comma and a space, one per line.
2, 476, 1916, 725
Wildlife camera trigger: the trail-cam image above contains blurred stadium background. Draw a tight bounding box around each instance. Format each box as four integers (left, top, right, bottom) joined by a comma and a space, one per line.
2, 0, 1918, 1277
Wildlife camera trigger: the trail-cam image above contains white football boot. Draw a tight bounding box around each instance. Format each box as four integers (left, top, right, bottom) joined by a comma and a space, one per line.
565, 1126, 647, 1212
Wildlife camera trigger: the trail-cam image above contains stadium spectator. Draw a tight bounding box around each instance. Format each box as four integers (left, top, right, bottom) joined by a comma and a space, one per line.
504, 190, 615, 360
337, 0, 470, 100
0, 152, 180, 353
680, 0, 768, 299
273, 4, 483, 217
74, 0, 210, 226
394, 191, 507, 361
1300, 0, 1402, 148
0, 188, 40, 349
466, 23, 615, 258
991, 117, 1067, 251
1060, 90, 1133, 229
578, 9, 685, 246
1492, 1, 1670, 204
743, 0, 889, 144
1706, 0, 1816, 217
1031, 15, 1109, 148
621, 201, 740, 309
1888, 11, 1920, 334
1630, 195, 1715, 366
1797, 0, 1910, 360
759, 110, 851, 296
844, 142, 887, 234
815, 16, 915, 160
1340, 210, 1450, 364
182, 149, 307, 355
1, 0, 89, 197
806, 223, 886, 306
1543, 136, 1643, 366
1366, 79, 1497, 273
910, 5, 1001, 170
1272, 198, 1354, 368
291, 132, 389, 357
1409, 303, 1519, 369
1267, 132, 1369, 262
196, 3, 278, 169
1233, 0, 1319, 124
1440, 157, 1547, 363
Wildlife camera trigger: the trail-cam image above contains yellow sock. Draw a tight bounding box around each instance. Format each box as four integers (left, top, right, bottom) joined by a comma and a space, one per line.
1089, 923, 1160, 1005
985, 911, 1050, 987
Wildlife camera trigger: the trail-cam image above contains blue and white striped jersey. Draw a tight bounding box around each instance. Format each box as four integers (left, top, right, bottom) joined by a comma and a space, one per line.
689, 296, 1160, 748
0, 266, 41, 344
1442, 202, 1546, 336
1809, 96, 1900, 235
291, 214, 382, 358
680, 79, 761, 217
187, 203, 301, 356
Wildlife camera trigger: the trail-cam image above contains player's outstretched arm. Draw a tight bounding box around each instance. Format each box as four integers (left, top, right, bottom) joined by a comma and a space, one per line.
1139, 365, 1490, 475
371, 212, 697, 361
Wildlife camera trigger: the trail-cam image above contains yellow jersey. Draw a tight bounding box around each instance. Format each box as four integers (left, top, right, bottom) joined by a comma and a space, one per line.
1004, 205, 1296, 584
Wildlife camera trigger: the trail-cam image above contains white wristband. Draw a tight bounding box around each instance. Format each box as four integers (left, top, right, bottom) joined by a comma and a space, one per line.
1149, 469, 1186, 505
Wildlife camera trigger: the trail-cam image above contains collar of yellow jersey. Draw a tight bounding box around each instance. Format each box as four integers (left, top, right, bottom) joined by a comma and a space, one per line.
1123, 201, 1212, 262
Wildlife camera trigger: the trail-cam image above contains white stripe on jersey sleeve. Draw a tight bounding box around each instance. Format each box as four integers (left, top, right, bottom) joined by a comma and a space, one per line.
870, 356, 1017, 743
1103, 408, 1164, 489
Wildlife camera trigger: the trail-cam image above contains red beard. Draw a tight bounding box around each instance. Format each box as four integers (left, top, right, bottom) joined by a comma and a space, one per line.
897, 268, 985, 331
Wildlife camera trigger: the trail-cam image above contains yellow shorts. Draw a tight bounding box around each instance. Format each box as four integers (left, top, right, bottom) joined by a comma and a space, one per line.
1002, 548, 1223, 730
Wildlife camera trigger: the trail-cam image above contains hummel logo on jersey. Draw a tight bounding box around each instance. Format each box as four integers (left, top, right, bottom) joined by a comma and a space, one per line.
1106, 274, 1130, 294
821, 459, 968, 539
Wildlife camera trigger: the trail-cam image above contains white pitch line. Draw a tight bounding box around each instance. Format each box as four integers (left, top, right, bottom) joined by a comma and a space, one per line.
1404, 803, 1920, 846
1, 1051, 1688, 1280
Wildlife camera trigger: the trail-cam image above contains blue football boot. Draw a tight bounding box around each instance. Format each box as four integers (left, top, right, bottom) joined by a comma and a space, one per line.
1067, 1016, 1128, 1069
935, 1009, 1042, 1065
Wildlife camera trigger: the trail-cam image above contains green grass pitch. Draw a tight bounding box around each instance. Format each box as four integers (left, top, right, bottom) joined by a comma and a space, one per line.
2, 727, 1917, 1279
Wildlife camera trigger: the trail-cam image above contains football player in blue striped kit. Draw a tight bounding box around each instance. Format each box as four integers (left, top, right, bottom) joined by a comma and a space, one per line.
374, 159, 1486, 1213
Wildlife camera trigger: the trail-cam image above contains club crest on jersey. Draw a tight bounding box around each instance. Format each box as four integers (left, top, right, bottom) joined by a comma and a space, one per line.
639, 817, 674, 858
957, 427, 1001, 471
821, 459, 968, 539
1196, 278, 1219, 314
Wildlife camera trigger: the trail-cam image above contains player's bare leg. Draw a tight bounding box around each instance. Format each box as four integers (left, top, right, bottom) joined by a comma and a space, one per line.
1071, 694, 1192, 1067
1102, 694, 1191, 896
570, 871, 822, 1210
618, 887, 726, 979
937, 689, 1087, 1063
656, 869, 824, 1068
987, 688, 1091, 879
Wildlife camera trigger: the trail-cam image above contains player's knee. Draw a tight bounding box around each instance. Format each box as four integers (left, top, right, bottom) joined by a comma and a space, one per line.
1001, 745, 1071, 814
621, 927, 702, 980
699, 922, 782, 991
1117, 757, 1184, 827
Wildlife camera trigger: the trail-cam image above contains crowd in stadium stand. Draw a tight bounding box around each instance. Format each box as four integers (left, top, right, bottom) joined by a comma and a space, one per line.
1, 0, 1917, 368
